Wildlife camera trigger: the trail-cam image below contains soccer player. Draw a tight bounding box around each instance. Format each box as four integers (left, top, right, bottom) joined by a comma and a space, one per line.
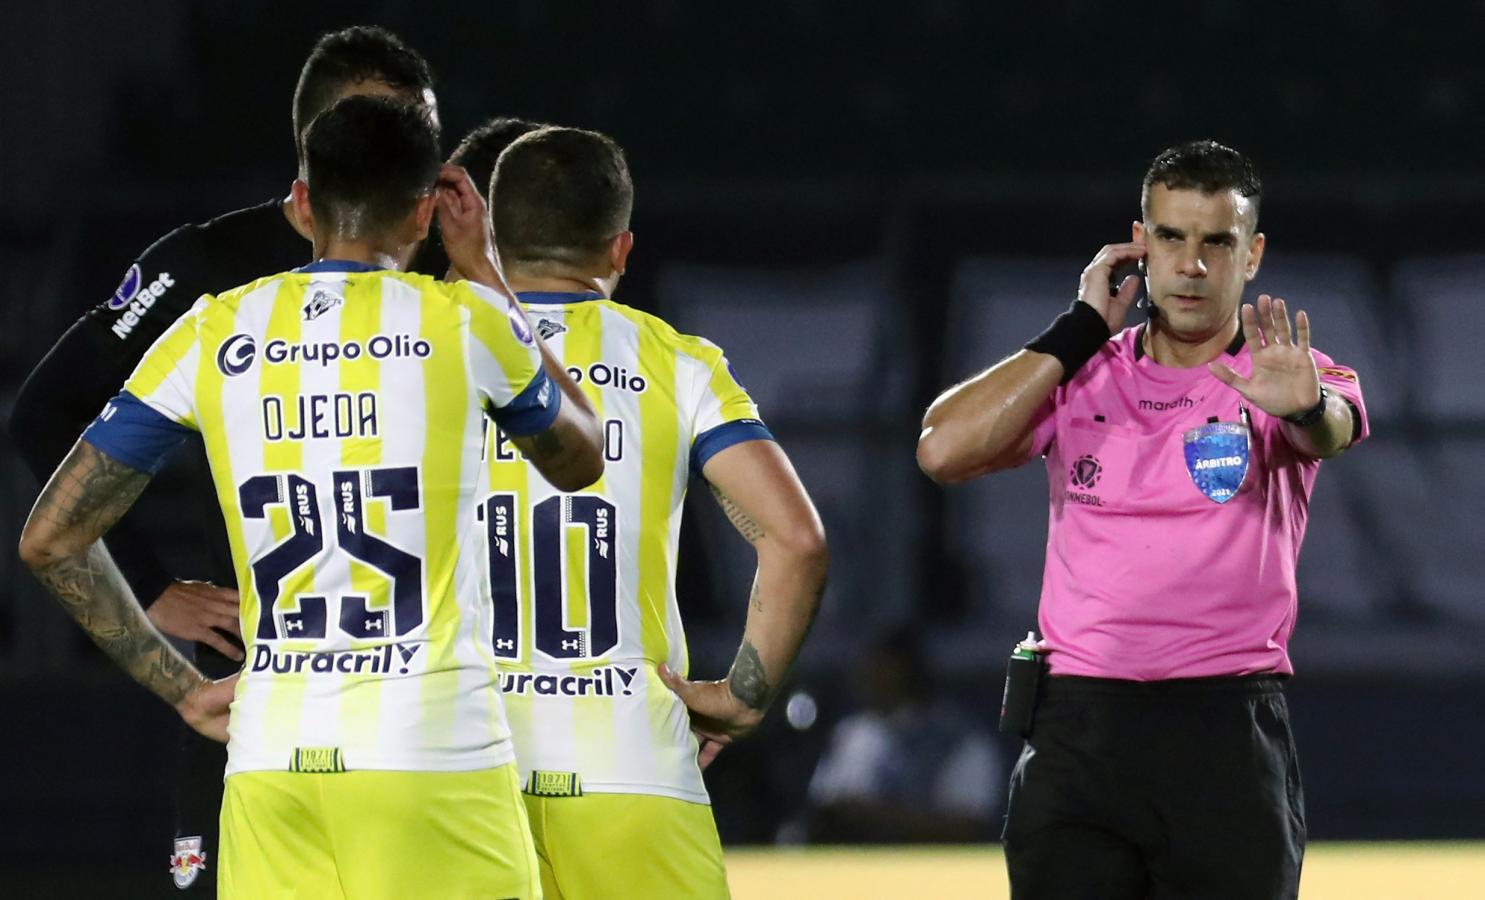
7, 25, 443, 895
918, 141, 1368, 899
20, 97, 603, 898
450, 116, 544, 197
482, 126, 828, 899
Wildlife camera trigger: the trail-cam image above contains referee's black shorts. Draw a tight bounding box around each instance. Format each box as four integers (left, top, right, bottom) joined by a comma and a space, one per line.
1002, 674, 1306, 900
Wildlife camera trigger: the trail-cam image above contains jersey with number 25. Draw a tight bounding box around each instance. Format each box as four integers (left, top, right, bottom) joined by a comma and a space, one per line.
82, 262, 558, 776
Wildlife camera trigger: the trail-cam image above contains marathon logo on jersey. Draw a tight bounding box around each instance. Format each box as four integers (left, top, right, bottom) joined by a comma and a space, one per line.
217, 333, 257, 376
302, 288, 343, 321
500, 665, 639, 698
109, 268, 176, 340
169, 835, 206, 889
249, 641, 422, 676
263, 333, 431, 367
536, 318, 566, 340
1183, 421, 1250, 503
1139, 395, 1197, 412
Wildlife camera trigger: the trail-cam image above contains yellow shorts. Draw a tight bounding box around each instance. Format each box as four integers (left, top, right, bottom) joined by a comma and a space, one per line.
219, 764, 540, 900
524, 792, 729, 900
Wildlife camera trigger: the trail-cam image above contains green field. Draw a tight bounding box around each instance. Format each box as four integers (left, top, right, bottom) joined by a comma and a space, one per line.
725, 843, 1485, 899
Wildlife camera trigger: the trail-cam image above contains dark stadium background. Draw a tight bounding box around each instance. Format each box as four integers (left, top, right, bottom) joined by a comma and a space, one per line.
3, 2, 1483, 894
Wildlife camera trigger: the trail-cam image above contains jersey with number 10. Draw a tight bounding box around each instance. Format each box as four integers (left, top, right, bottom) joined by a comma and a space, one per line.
485, 292, 770, 804
100, 264, 556, 775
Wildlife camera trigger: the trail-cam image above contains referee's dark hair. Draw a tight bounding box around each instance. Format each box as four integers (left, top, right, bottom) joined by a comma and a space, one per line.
1142, 140, 1262, 230
293, 26, 436, 167
450, 117, 545, 198
491, 127, 634, 270
303, 96, 440, 239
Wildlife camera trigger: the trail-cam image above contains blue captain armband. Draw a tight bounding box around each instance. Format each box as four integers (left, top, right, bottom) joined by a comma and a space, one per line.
81, 391, 193, 475
490, 368, 562, 437
691, 419, 775, 472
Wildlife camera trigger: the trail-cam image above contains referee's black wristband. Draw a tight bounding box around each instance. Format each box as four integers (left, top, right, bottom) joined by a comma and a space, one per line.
1025, 301, 1111, 384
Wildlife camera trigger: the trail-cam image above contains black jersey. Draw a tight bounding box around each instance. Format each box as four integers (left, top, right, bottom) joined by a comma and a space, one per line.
12, 199, 305, 673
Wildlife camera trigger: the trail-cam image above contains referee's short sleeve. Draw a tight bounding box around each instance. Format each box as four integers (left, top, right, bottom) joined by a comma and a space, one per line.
1310, 350, 1369, 446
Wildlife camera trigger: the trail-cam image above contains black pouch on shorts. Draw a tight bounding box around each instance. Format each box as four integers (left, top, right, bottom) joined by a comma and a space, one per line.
999, 639, 1045, 738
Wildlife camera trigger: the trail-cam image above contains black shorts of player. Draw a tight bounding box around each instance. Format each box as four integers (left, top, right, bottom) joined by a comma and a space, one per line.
1002, 674, 1305, 900
169, 643, 238, 895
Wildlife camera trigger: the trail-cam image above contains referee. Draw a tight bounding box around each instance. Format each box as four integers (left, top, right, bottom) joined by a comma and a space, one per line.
917, 141, 1368, 899
10, 26, 440, 895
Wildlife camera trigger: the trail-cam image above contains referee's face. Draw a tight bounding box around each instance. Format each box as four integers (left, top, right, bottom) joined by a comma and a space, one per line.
1135, 184, 1264, 345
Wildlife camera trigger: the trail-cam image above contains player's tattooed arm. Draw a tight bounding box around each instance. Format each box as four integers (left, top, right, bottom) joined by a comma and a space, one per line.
727, 639, 771, 710
710, 483, 765, 544
20, 442, 205, 706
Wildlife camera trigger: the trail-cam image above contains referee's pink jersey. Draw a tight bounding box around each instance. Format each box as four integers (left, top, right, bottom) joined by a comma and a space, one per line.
1023, 325, 1369, 680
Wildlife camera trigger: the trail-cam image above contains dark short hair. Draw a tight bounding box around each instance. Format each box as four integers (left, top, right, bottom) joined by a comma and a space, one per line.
303, 96, 440, 238
1142, 140, 1262, 227
293, 26, 436, 164
450, 117, 545, 198
491, 127, 633, 268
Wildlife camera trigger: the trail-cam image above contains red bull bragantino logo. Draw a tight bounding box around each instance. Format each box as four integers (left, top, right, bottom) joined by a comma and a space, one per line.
170, 835, 207, 889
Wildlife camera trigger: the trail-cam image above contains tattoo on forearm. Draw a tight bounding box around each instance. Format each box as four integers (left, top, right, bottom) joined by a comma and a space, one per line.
28, 444, 200, 705
728, 640, 771, 710
710, 484, 764, 543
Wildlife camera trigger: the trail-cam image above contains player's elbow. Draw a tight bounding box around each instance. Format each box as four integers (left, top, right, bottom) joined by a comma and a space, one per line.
17, 516, 65, 573
776, 515, 829, 582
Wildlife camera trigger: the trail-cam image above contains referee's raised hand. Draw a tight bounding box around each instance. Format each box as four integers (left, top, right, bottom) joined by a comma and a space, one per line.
1077, 240, 1146, 333
1209, 293, 1322, 418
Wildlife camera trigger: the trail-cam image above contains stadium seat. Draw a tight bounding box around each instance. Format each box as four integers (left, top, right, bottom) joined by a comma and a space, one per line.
655, 260, 910, 424
1391, 255, 1485, 422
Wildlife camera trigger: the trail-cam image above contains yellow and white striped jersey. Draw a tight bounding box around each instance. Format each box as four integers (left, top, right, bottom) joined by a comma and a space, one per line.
84, 261, 558, 775
485, 291, 770, 803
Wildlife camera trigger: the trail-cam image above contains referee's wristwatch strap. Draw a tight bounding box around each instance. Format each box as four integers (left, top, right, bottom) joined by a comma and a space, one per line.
1282, 385, 1329, 427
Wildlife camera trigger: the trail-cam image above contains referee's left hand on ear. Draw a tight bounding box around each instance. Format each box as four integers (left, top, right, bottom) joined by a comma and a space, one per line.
1209, 294, 1322, 418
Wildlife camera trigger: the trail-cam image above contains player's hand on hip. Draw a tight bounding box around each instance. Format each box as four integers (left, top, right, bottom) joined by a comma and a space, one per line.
1208, 294, 1322, 417
147, 581, 244, 661
658, 663, 765, 770
175, 672, 239, 743
1078, 241, 1146, 333
434, 163, 498, 279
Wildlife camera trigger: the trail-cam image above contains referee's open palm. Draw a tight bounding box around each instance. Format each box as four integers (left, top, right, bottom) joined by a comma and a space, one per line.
1209, 294, 1322, 419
